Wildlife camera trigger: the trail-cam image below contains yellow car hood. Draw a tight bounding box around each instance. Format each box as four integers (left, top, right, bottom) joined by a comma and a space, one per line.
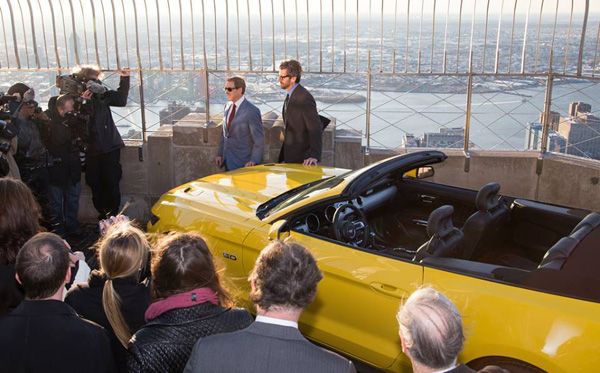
155, 163, 349, 223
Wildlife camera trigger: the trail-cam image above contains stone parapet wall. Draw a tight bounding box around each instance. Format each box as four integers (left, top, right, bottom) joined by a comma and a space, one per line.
78, 123, 600, 223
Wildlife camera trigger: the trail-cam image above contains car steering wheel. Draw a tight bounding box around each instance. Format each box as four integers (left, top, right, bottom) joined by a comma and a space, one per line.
332, 203, 369, 248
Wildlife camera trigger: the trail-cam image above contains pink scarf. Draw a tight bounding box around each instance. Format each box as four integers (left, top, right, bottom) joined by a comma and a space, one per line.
145, 287, 219, 321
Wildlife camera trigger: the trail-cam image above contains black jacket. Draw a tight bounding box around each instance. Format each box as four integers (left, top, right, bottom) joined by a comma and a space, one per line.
0, 299, 117, 373
14, 116, 51, 170
0, 264, 24, 315
44, 103, 84, 187
279, 84, 323, 163
127, 302, 253, 373
65, 270, 151, 372
87, 76, 129, 157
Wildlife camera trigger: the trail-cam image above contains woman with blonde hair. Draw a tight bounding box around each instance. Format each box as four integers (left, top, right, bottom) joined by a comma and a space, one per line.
65, 218, 151, 372
128, 232, 253, 373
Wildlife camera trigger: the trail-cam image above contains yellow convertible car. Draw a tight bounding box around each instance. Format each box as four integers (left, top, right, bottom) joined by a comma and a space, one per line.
148, 151, 600, 372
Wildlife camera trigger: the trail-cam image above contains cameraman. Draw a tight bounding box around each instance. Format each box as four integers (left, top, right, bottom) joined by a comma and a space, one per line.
74, 65, 130, 219
45, 94, 88, 237
0, 119, 19, 180
7, 83, 51, 216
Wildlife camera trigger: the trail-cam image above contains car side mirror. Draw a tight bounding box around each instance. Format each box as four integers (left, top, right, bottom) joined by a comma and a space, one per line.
403, 166, 434, 179
416, 166, 434, 179
268, 220, 290, 241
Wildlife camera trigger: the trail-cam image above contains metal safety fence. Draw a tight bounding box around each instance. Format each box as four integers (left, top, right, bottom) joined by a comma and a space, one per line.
1, 0, 599, 161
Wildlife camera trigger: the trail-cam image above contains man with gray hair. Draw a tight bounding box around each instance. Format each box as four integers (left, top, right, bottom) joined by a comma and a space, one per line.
397, 287, 473, 373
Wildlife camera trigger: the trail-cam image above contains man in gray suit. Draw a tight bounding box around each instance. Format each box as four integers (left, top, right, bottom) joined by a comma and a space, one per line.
184, 240, 355, 373
216, 76, 264, 171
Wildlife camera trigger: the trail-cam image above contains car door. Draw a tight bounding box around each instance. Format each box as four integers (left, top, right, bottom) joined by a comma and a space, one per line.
243, 227, 422, 370
422, 265, 600, 371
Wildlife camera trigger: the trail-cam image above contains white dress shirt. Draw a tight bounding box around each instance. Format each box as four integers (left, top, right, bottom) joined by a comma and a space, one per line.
255, 315, 299, 329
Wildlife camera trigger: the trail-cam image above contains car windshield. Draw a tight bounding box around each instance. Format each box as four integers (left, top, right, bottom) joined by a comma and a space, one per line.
256, 171, 352, 219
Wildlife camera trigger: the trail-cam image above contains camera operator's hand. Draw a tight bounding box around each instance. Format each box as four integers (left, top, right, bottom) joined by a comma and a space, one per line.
34, 110, 49, 122
116, 68, 131, 77
81, 90, 93, 100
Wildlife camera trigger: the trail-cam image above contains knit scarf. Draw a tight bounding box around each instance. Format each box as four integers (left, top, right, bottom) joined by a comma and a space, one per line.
144, 287, 219, 321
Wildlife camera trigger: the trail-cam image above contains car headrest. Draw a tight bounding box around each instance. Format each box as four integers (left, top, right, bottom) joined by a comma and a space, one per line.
571, 212, 600, 235
427, 205, 455, 238
476, 182, 501, 212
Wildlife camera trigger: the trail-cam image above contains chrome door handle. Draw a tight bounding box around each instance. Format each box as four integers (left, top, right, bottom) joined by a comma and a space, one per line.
419, 194, 436, 204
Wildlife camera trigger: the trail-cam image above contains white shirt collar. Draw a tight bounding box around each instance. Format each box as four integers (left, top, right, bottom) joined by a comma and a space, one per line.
255, 315, 298, 329
231, 96, 245, 108
432, 360, 458, 373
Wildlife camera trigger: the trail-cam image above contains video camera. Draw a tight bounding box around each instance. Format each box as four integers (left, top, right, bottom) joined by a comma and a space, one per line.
63, 110, 91, 153
56, 74, 107, 95
0, 93, 18, 143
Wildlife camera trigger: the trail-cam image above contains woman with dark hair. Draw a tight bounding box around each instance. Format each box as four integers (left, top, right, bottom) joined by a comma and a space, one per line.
65, 219, 151, 372
128, 232, 253, 373
0, 178, 43, 315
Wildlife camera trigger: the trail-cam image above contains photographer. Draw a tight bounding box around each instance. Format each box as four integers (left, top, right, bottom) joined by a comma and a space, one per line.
45, 94, 89, 237
72, 66, 130, 220
7, 83, 52, 217
0, 116, 19, 180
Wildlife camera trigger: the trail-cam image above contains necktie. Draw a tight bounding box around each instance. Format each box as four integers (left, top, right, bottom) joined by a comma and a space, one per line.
283, 94, 289, 122
227, 104, 236, 131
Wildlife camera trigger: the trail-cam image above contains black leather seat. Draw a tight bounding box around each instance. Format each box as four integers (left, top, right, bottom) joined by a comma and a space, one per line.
413, 205, 464, 262
538, 212, 600, 269
458, 182, 509, 260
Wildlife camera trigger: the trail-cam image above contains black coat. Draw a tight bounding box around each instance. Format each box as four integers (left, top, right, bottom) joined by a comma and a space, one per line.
127, 302, 253, 373
87, 76, 129, 157
14, 116, 50, 170
279, 84, 323, 163
65, 270, 151, 372
0, 300, 117, 373
44, 104, 83, 187
0, 264, 24, 315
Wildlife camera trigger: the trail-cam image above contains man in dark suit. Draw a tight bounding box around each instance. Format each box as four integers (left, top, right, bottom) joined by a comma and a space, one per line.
0, 232, 116, 373
184, 240, 355, 373
397, 288, 475, 373
216, 76, 264, 171
277, 59, 323, 166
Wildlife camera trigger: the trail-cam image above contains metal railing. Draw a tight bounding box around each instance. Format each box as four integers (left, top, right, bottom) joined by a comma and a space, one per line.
0, 0, 599, 161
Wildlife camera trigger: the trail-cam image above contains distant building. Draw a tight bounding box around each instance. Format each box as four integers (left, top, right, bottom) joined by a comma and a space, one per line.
539, 111, 561, 131
403, 128, 465, 149
568, 102, 591, 117
558, 102, 600, 160
159, 102, 191, 126
525, 123, 567, 153
402, 134, 420, 148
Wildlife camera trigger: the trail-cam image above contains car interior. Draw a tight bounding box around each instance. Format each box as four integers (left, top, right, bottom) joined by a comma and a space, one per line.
288, 164, 600, 302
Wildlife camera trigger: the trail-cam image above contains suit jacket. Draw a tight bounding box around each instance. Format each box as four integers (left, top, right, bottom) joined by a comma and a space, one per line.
184, 321, 355, 373
278, 84, 323, 163
217, 99, 264, 171
0, 300, 117, 373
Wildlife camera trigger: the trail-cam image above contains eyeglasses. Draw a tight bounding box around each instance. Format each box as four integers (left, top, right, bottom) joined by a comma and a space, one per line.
224, 87, 238, 92
278, 75, 292, 80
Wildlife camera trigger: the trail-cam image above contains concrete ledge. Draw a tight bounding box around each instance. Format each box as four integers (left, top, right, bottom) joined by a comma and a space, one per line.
78, 133, 600, 224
